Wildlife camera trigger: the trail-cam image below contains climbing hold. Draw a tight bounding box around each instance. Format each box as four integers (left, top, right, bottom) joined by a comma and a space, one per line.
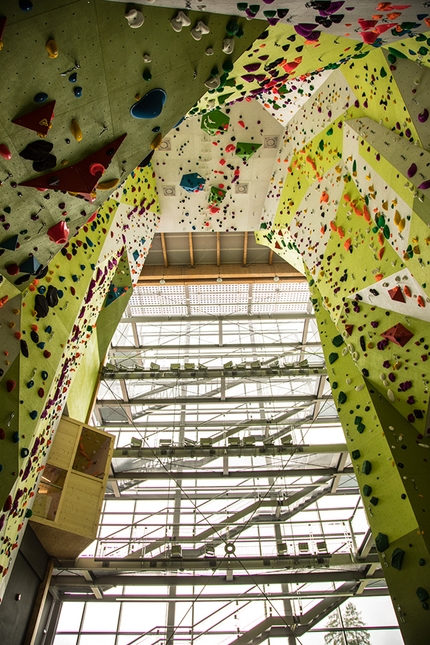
34, 92, 48, 103
362, 460, 372, 475
12, 101, 56, 136
223, 38, 235, 55
180, 173, 206, 193
74, 86, 83, 98
125, 9, 144, 28
351, 450, 360, 460
142, 68, 152, 82
130, 88, 167, 119
97, 178, 119, 190
171, 11, 191, 32
0, 144, 12, 160
19, 0, 33, 11
328, 352, 338, 364
150, 133, 163, 149
407, 163, 417, 178
69, 72, 77, 83
191, 21, 210, 41
6, 380, 16, 392
391, 548, 405, 571
20, 448, 29, 458
381, 323, 413, 347
338, 391, 347, 405
362, 484, 372, 497
71, 119, 83, 142
48, 221, 70, 244
418, 108, 429, 123
45, 39, 58, 58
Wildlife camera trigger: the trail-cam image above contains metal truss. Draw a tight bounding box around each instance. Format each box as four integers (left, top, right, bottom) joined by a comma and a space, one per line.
53, 289, 394, 645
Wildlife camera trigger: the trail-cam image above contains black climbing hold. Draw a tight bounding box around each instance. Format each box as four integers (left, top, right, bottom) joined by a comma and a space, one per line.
391, 548, 405, 570
20, 339, 29, 358
375, 533, 389, 553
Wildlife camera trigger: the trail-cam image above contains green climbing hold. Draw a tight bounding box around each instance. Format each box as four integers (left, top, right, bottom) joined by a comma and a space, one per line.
380, 67, 387, 78
362, 460, 372, 475
332, 335, 344, 347
329, 352, 339, 364
370, 496, 379, 506
338, 391, 347, 405
357, 423, 365, 434
375, 532, 389, 552
388, 47, 407, 59
351, 449, 361, 460
354, 416, 362, 425
332, 381, 338, 389
363, 484, 372, 497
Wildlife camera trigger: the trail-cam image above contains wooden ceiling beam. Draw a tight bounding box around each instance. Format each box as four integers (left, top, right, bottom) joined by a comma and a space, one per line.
269, 249, 274, 266
188, 232, 195, 268
160, 232, 169, 268
243, 231, 248, 267
138, 263, 304, 285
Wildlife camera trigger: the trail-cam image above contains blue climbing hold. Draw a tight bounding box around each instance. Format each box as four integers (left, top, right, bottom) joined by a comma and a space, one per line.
12, 432, 20, 443
69, 72, 77, 83
27, 380, 34, 389
41, 371, 48, 380
21, 448, 29, 458
19, 0, 33, 11
74, 86, 83, 98
130, 88, 167, 119
34, 92, 48, 103
29, 411, 38, 420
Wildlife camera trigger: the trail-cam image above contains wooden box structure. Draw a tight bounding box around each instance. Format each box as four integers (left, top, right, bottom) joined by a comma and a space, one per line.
30, 416, 114, 559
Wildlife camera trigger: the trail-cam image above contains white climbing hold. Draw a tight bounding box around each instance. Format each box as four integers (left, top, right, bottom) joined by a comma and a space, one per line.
355, 384, 364, 392
342, 347, 348, 356
143, 53, 151, 63
379, 373, 386, 381
171, 11, 191, 32
222, 37, 234, 54
346, 378, 352, 385
191, 21, 210, 40
204, 74, 220, 90
387, 388, 395, 402
205, 46, 214, 56
125, 9, 144, 28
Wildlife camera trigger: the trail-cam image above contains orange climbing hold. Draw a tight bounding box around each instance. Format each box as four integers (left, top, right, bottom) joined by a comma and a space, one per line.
329, 220, 337, 232
378, 246, 385, 260
344, 238, 351, 251
337, 226, 345, 238
418, 295, 426, 308
404, 285, 412, 297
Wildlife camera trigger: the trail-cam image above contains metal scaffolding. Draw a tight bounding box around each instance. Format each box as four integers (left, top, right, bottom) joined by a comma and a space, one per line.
52, 282, 398, 645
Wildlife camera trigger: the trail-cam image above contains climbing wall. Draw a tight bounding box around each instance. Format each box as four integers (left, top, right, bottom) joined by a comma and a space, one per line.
0, 0, 265, 599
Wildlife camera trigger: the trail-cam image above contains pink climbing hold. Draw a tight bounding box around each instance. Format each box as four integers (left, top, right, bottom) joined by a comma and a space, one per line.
418, 179, 430, 190
407, 163, 417, 178
48, 221, 70, 244
360, 31, 378, 44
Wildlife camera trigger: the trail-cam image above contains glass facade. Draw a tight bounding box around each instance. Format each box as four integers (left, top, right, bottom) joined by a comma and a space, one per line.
53, 282, 400, 644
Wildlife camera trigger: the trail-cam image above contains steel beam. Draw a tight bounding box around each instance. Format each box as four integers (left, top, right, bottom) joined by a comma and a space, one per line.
112, 443, 348, 459
102, 366, 327, 381
98, 395, 330, 406
52, 568, 382, 588
120, 313, 316, 323
109, 467, 354, 481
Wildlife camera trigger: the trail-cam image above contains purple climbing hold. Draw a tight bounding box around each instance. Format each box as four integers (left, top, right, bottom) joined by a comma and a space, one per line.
418, 179, 430, 190
407, 163, 417, 178
418, 108, 429, 123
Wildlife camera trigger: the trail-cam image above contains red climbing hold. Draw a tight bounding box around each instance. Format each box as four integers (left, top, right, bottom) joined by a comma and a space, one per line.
388, 286, 405, 303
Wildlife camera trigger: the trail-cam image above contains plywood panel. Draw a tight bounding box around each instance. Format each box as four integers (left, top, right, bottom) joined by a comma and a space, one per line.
57, 472, 102, 536
48, 418, 80, 470
29, 521, 92, 560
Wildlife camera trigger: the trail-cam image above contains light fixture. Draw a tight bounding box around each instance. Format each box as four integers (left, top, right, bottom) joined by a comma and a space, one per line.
273, 275, 279, 282
160, 278, 166, 284
216, 276, 223, 283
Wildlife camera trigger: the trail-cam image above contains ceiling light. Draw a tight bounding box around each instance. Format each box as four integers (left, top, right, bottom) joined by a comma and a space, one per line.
160, 278, 166, 284
273, 275, 280, 282
216, 277, 223, 283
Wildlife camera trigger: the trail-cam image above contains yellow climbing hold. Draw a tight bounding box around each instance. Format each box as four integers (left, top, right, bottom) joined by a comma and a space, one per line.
97, 178, 120, 190
70, 119, 83, 142
151, 133, 163, 150
45, 39, 59, 59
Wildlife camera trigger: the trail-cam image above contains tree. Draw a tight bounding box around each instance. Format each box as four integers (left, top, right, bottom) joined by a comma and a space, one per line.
324, 602, 371, 645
